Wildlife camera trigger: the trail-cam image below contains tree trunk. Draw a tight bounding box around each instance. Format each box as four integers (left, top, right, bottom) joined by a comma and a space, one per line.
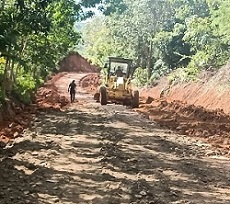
20, 37, 28, 55
9, 59, 15, 92
15, 63, 20, 80
147, 40, 153, 81
33, 65, 37, 79
1, 0, 5, 9
2, 55, 10, 97
136, 36, 142, 67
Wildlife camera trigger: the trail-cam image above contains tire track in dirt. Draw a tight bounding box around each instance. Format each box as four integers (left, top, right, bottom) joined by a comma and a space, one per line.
0, 73, 230, 204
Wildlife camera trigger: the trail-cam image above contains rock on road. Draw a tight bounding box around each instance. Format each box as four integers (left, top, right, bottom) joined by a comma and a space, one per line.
0, 72, 230, 204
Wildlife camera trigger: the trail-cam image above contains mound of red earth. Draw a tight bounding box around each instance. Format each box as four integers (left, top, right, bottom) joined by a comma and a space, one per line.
138, 98, 230, 149
59, 52, 99, 73
0, 102, 34, 144
79, 73, 101, 92
35, 73, 69, 110
0, 73, 70, 145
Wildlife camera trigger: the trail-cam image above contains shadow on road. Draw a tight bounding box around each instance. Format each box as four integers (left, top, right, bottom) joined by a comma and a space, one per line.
0, 108, 229, 204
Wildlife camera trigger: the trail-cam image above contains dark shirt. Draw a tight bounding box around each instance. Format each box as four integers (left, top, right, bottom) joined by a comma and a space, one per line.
115, 69, 123, 77
69, 82, 76, 93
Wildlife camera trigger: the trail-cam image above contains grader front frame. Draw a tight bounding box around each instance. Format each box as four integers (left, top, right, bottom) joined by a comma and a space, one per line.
97, 57, 139, 108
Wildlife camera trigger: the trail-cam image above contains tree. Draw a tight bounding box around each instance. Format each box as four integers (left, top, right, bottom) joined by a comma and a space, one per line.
82, 0, 230, 86
0, 0, 97, 103
82, 0, 172, 69
81, 17, 116, 66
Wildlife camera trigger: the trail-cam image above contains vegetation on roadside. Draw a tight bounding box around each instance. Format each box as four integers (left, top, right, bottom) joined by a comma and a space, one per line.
81, 0, 230, 86
0, 0, 115, 104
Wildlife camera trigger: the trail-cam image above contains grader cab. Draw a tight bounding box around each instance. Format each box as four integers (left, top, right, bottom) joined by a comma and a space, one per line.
96, 57, 139, 108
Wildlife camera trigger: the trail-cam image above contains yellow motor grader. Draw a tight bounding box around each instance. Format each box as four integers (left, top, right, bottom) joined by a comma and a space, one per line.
95, 57, 139, 108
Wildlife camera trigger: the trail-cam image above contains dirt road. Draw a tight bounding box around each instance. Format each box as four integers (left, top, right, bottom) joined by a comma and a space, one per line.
0, 73, 230, 204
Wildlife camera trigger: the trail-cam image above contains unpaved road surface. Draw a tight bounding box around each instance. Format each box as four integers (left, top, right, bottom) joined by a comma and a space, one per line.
0, 73, 230, 204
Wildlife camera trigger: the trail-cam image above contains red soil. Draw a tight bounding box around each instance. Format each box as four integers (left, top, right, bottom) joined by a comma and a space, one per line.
142, 62, 230, 114
35, 72, 69, 110
59, 52, 99, 73
0, 104, 34, 143
79, 73, 101, 93
137, 98, 230, 151
138, 63, 230, 151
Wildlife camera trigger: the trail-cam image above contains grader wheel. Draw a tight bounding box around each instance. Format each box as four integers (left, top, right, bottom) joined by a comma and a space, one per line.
132, 90, 139, 108
94, 92, 100, 102
100, 86, 107, 105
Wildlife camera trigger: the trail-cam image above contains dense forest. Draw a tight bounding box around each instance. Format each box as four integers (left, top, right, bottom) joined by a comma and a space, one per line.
82, 0, 230, 86
0, 0, 229, 105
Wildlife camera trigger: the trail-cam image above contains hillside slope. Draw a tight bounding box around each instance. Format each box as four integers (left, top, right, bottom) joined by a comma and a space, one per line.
143, 62, 230, 114
138, 63, 230, 149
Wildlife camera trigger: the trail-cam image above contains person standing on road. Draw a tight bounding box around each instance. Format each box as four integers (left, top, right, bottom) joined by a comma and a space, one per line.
68, 80, 77, 103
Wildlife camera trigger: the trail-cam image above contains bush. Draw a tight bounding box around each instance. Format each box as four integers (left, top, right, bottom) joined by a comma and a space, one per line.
168, 66, 199, 85
133, 67, 148, 87
12, 75, 36, 104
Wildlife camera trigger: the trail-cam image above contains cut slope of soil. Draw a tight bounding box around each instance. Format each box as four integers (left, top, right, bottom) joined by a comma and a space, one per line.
142, 62, 230, 114
138, 62, 230, 151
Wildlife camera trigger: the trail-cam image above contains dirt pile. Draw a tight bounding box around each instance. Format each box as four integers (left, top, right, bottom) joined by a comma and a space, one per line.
35, 73, 69, 110
36, 53, 100, 109
59, 52, 99, 73
79, 73, 101, 92
0, 104, 34, 145
0, 73, 70, 145
137, 98, 230, 152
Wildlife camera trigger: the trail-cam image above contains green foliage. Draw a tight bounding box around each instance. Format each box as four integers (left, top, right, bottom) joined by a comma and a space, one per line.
12, 74, 36, 104
133, 67, 148, 87
168, 66, 199, 85
82, 0, 230, 86
82, 17, 117, 66
133, 61, 169, 87
154, 28, 191, 69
